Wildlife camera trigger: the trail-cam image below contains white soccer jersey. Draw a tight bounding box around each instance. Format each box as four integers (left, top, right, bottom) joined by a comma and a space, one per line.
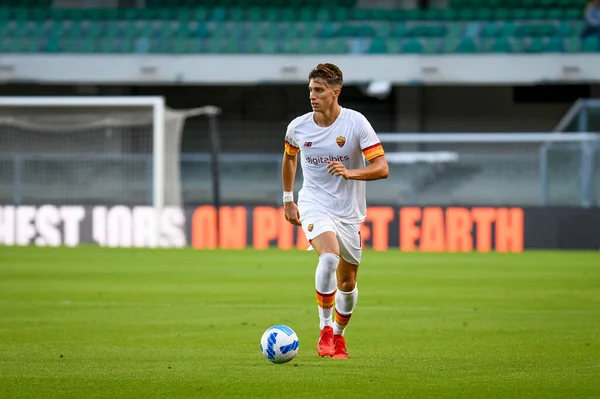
284, 107, 385, 224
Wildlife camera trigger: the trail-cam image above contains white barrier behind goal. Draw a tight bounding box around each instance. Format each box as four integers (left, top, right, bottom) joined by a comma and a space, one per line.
0, 96, 219, 212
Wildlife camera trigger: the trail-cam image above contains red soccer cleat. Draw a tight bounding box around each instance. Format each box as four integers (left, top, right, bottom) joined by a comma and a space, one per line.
332, 334, 348, 359
317, 326, 335, 357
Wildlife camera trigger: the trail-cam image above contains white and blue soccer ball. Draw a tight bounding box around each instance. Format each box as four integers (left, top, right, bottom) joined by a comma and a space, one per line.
260, 325, 299, 364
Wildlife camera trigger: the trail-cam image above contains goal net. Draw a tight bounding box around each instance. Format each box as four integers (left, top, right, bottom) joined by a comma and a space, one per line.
0, 96, 218, 209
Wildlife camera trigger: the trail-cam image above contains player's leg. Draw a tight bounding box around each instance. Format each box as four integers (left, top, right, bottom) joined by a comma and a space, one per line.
331, 257, 358, 359
334, 257, 359, 333
310, 232, 340, 357
311, 231, 340, 326
301, 212, 340, 357
332, 222, 362, 359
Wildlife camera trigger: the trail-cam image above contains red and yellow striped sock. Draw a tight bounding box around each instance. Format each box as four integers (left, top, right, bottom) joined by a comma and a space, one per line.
316, 290, 335, 329
334, 309, 352, 335
316, 290, 335, 310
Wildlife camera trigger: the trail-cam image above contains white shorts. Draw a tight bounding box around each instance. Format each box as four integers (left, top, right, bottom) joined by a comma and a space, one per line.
299, 207, 362, 265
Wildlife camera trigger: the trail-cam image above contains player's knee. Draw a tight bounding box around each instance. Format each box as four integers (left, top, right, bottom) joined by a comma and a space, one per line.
319, 253, 340, 273
337, 276, 357, 292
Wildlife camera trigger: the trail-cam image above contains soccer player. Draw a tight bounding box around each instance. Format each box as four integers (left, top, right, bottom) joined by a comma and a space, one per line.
281, 63, 389, 359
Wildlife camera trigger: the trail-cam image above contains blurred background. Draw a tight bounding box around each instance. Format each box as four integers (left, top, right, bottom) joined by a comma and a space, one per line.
0, 0, 599, 247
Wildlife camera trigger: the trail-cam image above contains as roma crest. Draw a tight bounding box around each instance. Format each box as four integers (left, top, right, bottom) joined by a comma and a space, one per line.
336, 136, 346, 148
307, 224, 314, 232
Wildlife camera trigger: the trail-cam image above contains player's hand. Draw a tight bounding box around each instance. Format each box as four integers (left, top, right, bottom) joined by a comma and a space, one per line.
327, 161, 351, 180
283, 201, 302, 226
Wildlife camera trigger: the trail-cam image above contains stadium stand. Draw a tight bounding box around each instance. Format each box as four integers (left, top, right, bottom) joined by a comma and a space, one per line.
0, 0, 598, 54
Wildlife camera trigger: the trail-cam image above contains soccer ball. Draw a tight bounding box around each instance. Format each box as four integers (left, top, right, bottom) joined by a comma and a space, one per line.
260, 325, 299, 364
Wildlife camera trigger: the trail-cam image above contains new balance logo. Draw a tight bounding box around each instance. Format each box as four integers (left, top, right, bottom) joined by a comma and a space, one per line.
304, 142, 313, 147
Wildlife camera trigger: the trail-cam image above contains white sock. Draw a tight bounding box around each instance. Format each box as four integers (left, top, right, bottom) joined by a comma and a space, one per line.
333, 285, 358, 336
315, 253, 339, 330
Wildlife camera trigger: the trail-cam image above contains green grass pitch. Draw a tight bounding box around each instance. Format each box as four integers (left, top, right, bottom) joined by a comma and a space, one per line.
1, 247, 599, 398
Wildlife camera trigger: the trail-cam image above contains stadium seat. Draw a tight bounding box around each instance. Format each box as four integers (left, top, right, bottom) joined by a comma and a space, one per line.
480, 23, 498, 37
486, 36, 524, 52
456, 37, 478, 52
391, 23, 409, 38
563, 36, 581, 52
260, 38, 279, 54
368, 37, 387, 54
499, 22, 518, 37
401, 39, 424, 54
374, 23, 392, 38
526, 37, 546, 52
80, 39, 96, 53
332, 8, 351, 22
385, 39, 401, 53
319, 22, 337, 39
581, 36, 600, 52
544, 36, 564, 52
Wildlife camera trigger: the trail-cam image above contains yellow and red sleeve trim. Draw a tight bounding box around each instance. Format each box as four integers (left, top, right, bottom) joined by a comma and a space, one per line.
334, 309, 352, 326
362, 143, 385, 161
316, 290, 336, 310
285, 141, 300, 156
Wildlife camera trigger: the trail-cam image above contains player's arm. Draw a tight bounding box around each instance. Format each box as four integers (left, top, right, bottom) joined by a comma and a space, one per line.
347, 155, 389, 181
282, 151, 297, 193
282, 143, 302, 226
327, 154, 388, 181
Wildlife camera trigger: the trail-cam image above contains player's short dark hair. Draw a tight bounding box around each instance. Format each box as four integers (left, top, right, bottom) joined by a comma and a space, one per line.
308, 63, 343, 88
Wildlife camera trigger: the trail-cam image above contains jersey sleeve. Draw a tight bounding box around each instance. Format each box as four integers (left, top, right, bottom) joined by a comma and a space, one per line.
284, 122, 300, 156
358, 114, 385, 161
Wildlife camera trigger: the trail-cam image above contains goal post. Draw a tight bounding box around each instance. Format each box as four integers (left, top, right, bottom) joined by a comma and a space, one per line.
0, 96, 221, 246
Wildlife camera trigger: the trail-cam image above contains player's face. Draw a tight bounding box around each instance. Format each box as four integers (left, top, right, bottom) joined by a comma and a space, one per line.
309, 79, 338, 112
